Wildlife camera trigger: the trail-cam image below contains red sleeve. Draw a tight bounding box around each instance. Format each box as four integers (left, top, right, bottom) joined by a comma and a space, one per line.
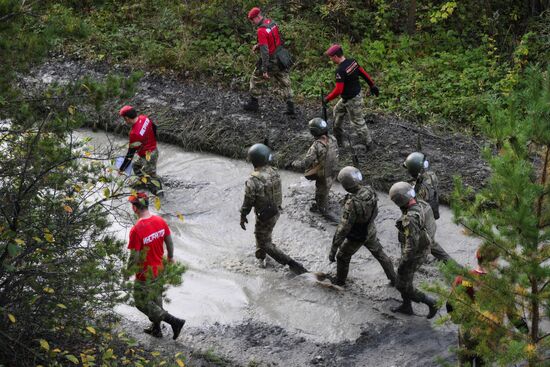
452, 275, 463, 288
128, 227, 142, 251
325, 82, 344, 102
257, 28, 269, 46
358, 66, 375, 87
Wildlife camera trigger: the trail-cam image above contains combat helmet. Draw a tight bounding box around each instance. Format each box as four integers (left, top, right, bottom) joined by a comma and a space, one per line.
403, 152, 426, 178
389, 182, 415, 208
308, 118, 329, 137
338, 166, 363, 192
247, 143, 273, 167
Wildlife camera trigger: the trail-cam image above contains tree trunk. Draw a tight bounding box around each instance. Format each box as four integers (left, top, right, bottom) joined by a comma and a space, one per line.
406, 0, 416, 35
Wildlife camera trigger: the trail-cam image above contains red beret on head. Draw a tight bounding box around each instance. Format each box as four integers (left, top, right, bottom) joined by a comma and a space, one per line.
119, 105, 134, 117
128, 192, 148, 204
248, 7, 261, 19
325, 44, 343, 56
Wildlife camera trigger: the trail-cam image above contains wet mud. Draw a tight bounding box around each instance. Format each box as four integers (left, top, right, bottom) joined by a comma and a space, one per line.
21, 56, 491, 203
77, 130, 481, 367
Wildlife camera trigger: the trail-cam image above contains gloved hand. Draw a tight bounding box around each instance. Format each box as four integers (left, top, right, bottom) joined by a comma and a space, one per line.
328, 250, 336, 263
370, 85, 379, 97
240, 216, 248, 230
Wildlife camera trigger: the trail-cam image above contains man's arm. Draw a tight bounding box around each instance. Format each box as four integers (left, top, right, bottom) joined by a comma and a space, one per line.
126, 249, 141, 277
330, 198, 355, 260
324, 82, 344, 103
119, 147, 137, 172
257, 30, 270, 74
240, 178, 256, 230
358, 65, 379, 96
164, 234, 174, 261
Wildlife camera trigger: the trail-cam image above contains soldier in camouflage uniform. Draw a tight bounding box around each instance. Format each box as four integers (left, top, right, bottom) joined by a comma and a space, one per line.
389, 182, 439, 318
240, 143, 307, 274
328, 166, 396, 286
293, 118, 339, 215
403, 152, 452, 263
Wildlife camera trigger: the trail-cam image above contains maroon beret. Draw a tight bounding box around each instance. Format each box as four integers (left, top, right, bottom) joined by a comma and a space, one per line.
248, 7, 261, 19
119, 105, 134, 117
325, 44, 343, 56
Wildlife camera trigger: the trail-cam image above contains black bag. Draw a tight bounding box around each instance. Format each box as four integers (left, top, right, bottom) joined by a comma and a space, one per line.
275, 46, 294, 70
257, 204, 279, 222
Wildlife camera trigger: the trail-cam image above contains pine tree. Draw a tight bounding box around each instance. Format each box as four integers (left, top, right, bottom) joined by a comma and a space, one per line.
437, 66, 550, 366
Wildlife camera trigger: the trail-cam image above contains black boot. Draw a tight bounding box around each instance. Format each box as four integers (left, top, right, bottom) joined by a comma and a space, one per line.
284, 100, 295, 115
143, 322, 162, 338
422, 295, 439, 319
334, 259, 349, 286
391, 299, 414, 315
288, 259, 308, 275
243, 96, 259, 112
163, 314, 185, 340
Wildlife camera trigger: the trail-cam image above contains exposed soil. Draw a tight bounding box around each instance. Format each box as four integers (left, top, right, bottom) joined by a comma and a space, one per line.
21, 54, 490, 203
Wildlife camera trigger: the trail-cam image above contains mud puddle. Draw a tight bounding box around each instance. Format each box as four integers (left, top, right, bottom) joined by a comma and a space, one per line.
82, 129, 479, 366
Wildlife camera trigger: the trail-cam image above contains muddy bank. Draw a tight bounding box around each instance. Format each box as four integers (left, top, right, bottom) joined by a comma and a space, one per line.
22, 55, 490, 203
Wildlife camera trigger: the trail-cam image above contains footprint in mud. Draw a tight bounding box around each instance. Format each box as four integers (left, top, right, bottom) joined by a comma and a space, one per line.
162, 176, 210, 190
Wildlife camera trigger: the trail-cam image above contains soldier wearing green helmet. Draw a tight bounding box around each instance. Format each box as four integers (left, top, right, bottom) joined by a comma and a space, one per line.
403, 152, 453, 263
389, 181, 439, 318
328, 166, 396, 286
293, 118, 339, 217
240, 144, 308, 274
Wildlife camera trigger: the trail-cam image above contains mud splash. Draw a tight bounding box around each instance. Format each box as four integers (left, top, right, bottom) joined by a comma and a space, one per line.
82, 130, 479, 366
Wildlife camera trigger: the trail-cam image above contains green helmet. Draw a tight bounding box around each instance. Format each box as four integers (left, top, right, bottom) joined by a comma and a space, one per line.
403, 152, 426, 177
389, 181, 415, 207
247, 143, 273, 167
308, 118, 329, 137
337, 166, 363, 192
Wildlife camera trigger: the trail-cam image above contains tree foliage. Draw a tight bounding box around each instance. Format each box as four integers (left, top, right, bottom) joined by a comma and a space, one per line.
432, 66, 550, 365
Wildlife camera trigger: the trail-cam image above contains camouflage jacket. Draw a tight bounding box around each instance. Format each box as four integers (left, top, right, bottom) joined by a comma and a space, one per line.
332, 186, 378, 251
303, 135, 339, 179
396, 200, 436, 264
414, 170, 440, 219
240, 166, 283, 218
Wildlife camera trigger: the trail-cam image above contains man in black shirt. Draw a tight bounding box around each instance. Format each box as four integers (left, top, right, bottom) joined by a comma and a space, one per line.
324, 44, 379, 150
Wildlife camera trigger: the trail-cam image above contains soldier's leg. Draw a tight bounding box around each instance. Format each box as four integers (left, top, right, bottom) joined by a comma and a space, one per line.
363, 229, 396, 284
333, 99, 347, 147
346, 94, 372, 147
431, 241, 452, 263
395, 260, 426, 304
131, 156, 147, 190
249, 67, 265, 98
272, 68, 295, 114
335, 239, 364, 285
255, 214, 292, 265
133, 280, 167, 325
315, 177, 330, 213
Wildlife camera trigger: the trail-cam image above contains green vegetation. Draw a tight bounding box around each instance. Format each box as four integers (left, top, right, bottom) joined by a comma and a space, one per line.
431, 67, 550, 366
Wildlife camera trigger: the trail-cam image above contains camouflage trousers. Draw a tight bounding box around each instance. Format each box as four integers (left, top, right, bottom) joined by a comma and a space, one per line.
133, 149, 163, 194
336, 227, 396, 284
333, 93, 372, 146
133, 279, 167, 324
254, 213, 292, 265
249, 61, 293, 100
458, 328, 484, 366
315, 176, 333, 213
395, 257, 429, 304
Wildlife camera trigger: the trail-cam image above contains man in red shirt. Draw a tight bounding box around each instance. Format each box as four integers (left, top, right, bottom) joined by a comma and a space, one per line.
118, 106, 163, 196
323, 44, 379, 150
127, 192, 185, 339
242, 7, 295, 116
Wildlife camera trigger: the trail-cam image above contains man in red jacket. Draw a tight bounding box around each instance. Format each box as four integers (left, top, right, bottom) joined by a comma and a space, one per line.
127, 192, 185, 339
324, 44, 379, 150
118, 106, 163, 196
243, 7, 295, 115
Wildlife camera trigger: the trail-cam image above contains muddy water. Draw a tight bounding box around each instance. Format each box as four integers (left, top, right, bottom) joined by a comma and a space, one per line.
83, 129, 478, 364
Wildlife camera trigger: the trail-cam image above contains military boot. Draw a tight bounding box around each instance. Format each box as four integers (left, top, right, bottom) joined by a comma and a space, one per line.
333, 259, 349, 286
391, 299, 414, 315
243, 96, 259, 112
422, 295, 439, 319
163, 314, 185, 340
143, 322, 162, 338
288, 259, 308, 275
284, 100, 295, 115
